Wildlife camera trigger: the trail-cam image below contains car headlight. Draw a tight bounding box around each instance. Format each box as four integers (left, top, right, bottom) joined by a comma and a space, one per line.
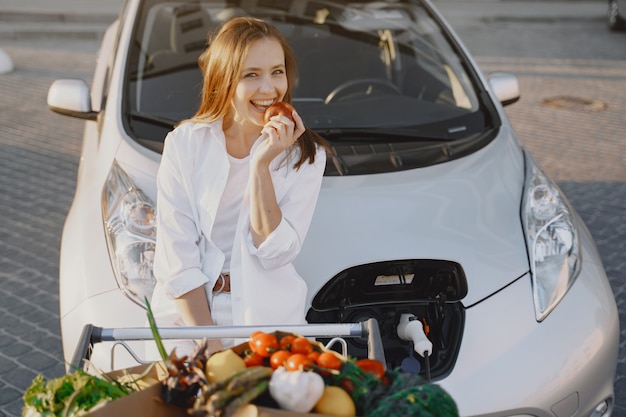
102, 161, 156, 308
522, 152, 581, 321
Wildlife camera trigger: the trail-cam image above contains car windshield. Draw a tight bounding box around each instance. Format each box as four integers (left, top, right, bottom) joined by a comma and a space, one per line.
123, 0, 499, 174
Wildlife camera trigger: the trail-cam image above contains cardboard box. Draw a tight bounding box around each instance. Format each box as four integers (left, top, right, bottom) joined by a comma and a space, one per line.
88, 383, 331, 417
87, 384, 187, 417
86, 333, 339, 417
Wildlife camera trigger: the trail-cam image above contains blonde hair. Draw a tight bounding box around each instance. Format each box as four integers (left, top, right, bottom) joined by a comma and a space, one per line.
192, 17, 296, 122
189, 16, 328, 168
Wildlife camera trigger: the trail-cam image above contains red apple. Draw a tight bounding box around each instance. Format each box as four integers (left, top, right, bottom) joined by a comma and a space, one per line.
264, 101, 296, 124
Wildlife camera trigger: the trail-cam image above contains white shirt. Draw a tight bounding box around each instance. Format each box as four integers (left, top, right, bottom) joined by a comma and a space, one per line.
150, 119, 327, 328
211, 154, 249, 273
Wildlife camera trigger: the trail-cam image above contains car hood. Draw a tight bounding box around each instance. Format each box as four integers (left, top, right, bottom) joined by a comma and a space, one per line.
295, 127, 530, 307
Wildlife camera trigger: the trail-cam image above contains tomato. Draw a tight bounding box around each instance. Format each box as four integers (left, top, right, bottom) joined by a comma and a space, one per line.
248, 332, 278, 358
307, 350, 321, 364
356, 358, 386, 380
243, 352, 264, 367
317, 352, 342, 370
290, 337, 313, 355
285, 353, 312, 371
279, 335, 296, 350
269, 350, 292, 370
264, 102, 296, 124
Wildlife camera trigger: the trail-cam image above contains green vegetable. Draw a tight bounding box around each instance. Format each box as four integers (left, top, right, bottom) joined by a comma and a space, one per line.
219, 380, 269, 417
199, 366, 273, 416
202, 368, 267, 414
145, 296, 168, 362
333, 359, 384, 414
22, 371, 131, 417
226, 366, 273, 392
333, 360, 458, 417
365, 383, 458, 417
204, 385, 248, 415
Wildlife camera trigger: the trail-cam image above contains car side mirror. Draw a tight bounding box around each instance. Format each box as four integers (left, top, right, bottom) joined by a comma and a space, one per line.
47, 79, 98, 120
487, 72, 520, 107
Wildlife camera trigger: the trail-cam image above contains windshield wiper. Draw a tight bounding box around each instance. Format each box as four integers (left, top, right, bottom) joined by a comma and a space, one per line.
317, 127, 454, 143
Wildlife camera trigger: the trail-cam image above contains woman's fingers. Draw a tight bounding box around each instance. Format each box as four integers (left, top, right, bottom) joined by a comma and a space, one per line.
264, 115, 298, 147
292, 110, 306, 138
266, 115, 293, 132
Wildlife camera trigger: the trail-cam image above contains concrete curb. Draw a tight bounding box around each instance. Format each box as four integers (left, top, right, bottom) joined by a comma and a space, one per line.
0, 11, 117, 23
0, 24, 110, 41
0, 12, 116, 41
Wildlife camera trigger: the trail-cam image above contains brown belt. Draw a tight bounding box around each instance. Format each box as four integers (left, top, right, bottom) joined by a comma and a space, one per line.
212, 273, 231, 294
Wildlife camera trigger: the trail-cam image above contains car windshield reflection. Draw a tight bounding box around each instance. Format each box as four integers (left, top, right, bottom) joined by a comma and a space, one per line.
124, 0, 493, 174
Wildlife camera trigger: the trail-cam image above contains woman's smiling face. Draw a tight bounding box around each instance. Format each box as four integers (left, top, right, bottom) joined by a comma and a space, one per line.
231, 37, 288, 128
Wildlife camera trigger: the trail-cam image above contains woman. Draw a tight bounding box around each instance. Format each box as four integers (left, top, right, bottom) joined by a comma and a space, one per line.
149, 17, 329, 356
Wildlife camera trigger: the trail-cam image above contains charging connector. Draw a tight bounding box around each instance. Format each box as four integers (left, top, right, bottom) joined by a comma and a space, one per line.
397, 313, 433, 357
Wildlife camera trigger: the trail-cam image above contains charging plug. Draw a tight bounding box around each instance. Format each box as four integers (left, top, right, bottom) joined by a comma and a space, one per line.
397, 313, 433, 357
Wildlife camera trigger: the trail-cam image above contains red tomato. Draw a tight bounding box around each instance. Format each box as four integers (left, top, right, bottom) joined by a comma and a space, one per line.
270, 350, 292, 370
243, 352, 264, 367
248, 332, 278, 358
285, 353, 312, 371
279, 335, 296, 350
264, 102, 296, 124
290, 337, 313, 355
307, 350, 321, 364
317, 352, 342, 370
356, 358, 386, 380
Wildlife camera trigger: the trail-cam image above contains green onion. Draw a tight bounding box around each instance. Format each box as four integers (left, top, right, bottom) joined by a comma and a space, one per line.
145, 296, 168, 362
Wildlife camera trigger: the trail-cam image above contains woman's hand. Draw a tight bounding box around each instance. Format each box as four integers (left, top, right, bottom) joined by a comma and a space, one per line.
248, 108, 305, 247
175, 286, 224, 354
253, 109, 305, 167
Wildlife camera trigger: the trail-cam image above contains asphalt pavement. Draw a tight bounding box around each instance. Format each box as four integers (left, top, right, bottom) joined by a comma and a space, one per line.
0, 1, 624, 416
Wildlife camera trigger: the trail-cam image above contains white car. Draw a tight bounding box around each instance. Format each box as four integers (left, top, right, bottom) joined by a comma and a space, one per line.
47, 0, 619, 416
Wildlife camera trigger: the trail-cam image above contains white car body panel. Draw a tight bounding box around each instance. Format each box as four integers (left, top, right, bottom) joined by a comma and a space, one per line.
298, 125, 528, 308
444, 262, 618, 416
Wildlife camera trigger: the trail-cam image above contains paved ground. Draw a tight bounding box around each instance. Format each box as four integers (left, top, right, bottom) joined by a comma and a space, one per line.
0, 1, 624, 416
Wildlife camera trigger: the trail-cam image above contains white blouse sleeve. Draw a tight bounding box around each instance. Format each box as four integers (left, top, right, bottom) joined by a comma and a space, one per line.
153, 131, 209, 299
245, 146, 327, 270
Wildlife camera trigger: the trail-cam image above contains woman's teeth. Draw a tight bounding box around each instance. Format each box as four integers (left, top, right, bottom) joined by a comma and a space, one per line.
252, 99, 275, 110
